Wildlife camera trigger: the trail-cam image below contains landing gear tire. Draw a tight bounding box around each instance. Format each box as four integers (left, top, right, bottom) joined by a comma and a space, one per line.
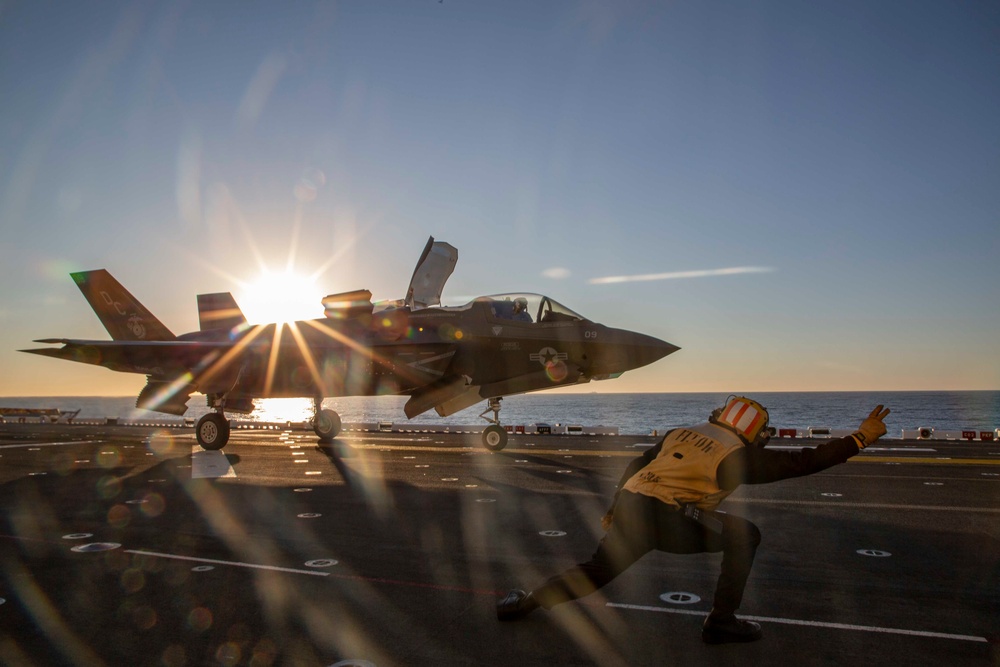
314, 409, 342, 443
196, 413, 230, 451
482, 424, 508, 452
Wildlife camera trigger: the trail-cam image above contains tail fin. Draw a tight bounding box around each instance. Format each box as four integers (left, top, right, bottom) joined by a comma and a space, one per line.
71, 270, 176, 341
197, 292, 248, 332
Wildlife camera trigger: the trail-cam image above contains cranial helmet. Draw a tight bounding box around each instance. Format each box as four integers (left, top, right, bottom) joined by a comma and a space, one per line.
710, 396, 771, 447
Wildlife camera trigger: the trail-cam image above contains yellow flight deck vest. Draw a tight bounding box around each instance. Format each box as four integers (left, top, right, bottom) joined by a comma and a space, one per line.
623, 421, 745, 511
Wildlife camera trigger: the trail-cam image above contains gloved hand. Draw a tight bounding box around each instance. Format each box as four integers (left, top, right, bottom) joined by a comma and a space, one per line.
853, 405, 890, 447
601, 509, 614, 531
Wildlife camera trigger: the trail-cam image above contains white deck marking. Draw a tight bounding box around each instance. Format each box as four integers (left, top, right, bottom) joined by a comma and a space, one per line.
866, 447, 937, 452
768, 445, 939, 453
191, 446, 236, 478
606, 603, 988, 643
726, 498, 1000, 513
0, 440, 104, 449
124, 550, 329, 576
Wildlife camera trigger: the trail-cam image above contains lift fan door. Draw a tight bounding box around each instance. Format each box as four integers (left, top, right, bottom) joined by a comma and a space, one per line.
405, 236, 458, 310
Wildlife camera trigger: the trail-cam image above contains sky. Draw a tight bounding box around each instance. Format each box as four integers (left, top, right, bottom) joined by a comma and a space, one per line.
1, 0, 998, 398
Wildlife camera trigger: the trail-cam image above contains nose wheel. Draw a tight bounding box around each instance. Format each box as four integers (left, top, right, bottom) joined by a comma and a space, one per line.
313, 408, 342, 442
479, 397, 509, 452
313, 398, 342, 443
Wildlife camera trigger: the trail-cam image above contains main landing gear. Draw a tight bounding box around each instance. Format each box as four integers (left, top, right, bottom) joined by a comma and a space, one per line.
479, 397, 508, 452
313, 398, 342, 443
196, 394, 253, 450
196, 412, 230, 451
194, 399, 342, 450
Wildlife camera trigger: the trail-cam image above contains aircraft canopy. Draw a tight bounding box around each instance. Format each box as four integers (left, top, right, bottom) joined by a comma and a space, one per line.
480, 293, 586, 324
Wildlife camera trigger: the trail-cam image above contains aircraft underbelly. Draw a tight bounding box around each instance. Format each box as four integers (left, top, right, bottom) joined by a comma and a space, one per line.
229, 342, 456, 399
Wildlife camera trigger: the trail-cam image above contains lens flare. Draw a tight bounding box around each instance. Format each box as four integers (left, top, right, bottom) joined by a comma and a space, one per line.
97, 475, 122, 499
545, 360, 569, 382
133, 605, 157, 631
120, 567, 145, 593
97, 448, 121, 468
147, 432, 176, 457
188, 606, 213, 632
139, 493, 165, 518
107, 503, 131, 528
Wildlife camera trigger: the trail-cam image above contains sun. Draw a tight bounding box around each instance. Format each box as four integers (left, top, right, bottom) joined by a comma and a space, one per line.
238, 269, 324, 324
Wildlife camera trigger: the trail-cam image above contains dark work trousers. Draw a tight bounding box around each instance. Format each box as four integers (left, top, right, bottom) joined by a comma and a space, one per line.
531, 490, 761, 615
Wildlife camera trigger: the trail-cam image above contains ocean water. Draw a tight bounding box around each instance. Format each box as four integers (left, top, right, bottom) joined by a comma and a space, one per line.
1, 391, 997, 435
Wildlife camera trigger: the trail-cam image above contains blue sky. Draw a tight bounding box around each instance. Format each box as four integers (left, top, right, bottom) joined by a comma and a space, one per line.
1, 1, 998, 396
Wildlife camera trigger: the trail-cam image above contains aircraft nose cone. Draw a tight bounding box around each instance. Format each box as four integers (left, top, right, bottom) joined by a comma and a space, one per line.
586, 329, 679, 377
630, 332, 680, 368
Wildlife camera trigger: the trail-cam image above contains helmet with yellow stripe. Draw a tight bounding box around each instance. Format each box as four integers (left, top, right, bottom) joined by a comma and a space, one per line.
710, 396, 771, 447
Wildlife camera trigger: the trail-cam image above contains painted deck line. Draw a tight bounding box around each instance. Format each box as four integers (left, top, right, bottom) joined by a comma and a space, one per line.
191, 446, 237, 479
606, 603, 988, 643
770, 445, 940, 453
726, 498, 1000, 513
124, 549, 329, 577
0, 440, 103, 449
333, 443, 1000, 464
864, 447, 938, 452
849, 457, 1000, 466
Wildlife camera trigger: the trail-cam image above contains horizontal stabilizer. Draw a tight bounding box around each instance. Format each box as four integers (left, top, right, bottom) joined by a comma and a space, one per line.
20, 339, 233, 373
20, 345, 100, 365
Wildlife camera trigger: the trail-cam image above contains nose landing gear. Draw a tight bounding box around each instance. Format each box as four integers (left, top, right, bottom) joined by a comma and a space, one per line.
479, 397, 508, 452
313, 398, 342, 443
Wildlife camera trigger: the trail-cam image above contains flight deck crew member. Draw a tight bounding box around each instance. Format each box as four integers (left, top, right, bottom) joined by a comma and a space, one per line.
496, 396, 891, 644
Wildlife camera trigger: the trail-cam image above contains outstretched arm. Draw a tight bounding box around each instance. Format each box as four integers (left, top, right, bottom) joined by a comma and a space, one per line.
718, 405, 891, 489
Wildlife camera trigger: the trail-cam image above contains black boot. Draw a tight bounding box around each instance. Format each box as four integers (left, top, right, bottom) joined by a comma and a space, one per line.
702, 612, 763, 644
496, 589, 539, 621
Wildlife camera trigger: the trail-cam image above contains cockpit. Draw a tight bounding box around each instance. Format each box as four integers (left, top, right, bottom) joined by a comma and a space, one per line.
481, 293, 586, 324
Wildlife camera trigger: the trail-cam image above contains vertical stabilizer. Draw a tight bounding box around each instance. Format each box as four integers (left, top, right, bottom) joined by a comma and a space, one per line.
197, 292, 248, 332
71, 270, 176, 341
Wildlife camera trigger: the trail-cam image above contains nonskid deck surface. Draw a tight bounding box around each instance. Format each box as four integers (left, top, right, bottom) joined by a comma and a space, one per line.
1, 424, 997, 666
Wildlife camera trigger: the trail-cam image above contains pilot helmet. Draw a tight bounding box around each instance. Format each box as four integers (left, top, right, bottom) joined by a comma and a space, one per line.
710, 396, 771, 447
513, 297, 528, 312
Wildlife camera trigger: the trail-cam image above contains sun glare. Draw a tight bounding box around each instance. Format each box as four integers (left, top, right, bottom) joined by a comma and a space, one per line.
238, 270, 324, 324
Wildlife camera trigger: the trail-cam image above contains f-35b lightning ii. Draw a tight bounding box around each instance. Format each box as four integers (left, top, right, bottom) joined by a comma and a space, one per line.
22, 237, 678, 451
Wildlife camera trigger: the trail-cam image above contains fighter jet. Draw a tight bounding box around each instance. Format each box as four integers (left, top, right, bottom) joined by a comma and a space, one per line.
22, 237, 678, 451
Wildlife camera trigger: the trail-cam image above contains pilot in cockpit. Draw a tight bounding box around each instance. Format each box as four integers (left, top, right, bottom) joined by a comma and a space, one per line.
512, 297, 532, 322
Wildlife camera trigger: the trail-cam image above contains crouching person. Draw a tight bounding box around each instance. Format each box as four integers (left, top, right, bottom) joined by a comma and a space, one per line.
497, 397, 890, 644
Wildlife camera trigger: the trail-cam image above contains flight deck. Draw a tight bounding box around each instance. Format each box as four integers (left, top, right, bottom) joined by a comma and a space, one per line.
1, 423, 997, 666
